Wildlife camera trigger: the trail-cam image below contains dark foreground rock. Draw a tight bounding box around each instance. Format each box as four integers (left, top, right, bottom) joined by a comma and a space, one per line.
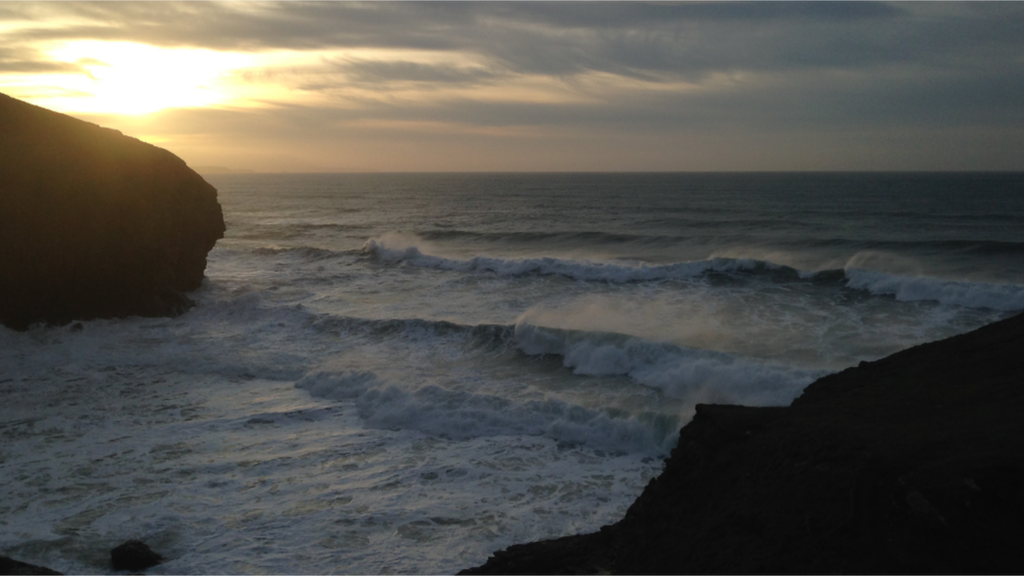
462, 311, 1024, 574
110, 539, 162, 572
0, 556, 61, 575
0, 93, 225, 330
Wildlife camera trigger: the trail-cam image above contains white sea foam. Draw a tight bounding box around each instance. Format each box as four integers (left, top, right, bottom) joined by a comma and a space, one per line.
251, 246, 351, 260
363, 235, 783, 283
2, 321, 662, 574
296, 370, 675, 454
513, 319, 824, 409
845, 268, 1024, 311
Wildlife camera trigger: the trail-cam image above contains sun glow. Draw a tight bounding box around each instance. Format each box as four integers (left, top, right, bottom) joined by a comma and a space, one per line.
34, 41, 255, 115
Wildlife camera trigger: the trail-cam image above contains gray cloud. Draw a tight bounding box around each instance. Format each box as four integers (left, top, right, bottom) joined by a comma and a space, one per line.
77, 91, 1024, 172
1, 3, 1009, 75
329, 59, 499, 87
0, 59, 79, 74
4, 2, 1022, 78
0, 46, 86, 74
5, 2, 1023, 170
223, 65, 1023, 137
486, 2, 905, 27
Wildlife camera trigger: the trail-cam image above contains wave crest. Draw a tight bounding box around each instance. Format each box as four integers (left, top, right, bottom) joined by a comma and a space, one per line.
513, 319, 823, 406
362, 235, 1024, 311
845, 268, 1024, 311
362, 235, 791, 283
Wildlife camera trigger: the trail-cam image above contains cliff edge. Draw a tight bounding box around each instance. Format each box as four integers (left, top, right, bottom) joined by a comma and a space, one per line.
462, 311, 1024, 574
0, 93, 225, 330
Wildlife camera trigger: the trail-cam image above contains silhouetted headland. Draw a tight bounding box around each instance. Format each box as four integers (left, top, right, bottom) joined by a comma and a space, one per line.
0, 93, 225, 330
462, 310, 1024, 574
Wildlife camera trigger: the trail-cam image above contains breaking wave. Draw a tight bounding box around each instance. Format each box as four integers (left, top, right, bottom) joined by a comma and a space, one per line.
844, 269, 1024, 311
362, 236, 794, 283
512, 319, 825, 406
362, 235, 1024, 311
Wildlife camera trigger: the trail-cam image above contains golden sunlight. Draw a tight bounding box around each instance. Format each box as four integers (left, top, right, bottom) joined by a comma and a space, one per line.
36, 40, 253, 115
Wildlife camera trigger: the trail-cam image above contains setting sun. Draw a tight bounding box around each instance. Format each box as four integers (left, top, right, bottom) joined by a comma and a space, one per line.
37, 40, 251, 115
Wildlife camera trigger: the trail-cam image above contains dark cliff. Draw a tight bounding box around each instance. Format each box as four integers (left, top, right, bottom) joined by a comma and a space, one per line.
0, 93, 225, 330
462, 310, 1024, 574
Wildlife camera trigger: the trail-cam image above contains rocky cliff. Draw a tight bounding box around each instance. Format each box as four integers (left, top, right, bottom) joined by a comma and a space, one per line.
0, 93, 225, 330
462, 311, 1024, 574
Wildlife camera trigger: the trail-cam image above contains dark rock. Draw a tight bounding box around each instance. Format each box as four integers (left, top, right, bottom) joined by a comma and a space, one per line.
0, 556, 61, 575
110, 540, 162, 572
0, 93, 225, 330
462, 311, 1024, 574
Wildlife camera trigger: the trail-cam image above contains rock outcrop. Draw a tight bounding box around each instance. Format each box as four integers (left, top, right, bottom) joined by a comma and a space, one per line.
0, 93, 225, 330
462, 311, 1024, 574
110, 540, 162, 572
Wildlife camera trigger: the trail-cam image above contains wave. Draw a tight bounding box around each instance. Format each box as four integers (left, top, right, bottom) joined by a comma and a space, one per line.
311, 315, 516, 354
362, 235, 1024, 311
418, 229, 691, 247
296, 370, 678, 454
252, 246, 357, 260
513, 319, 824, 407
793, 238, 1024, 257
232, 221, 370, 242
844, 268, 1024, 312
362, 236, 797, 283
311, 310, 822, 408
293, 314, 824, 453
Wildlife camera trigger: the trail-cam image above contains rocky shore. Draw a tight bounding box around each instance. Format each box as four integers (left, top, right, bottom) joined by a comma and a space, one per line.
462, 310, 1024, 574
0, 93, 224, 330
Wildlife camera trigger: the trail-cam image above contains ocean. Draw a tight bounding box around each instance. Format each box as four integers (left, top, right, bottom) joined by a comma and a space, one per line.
2, 172, 1023, 574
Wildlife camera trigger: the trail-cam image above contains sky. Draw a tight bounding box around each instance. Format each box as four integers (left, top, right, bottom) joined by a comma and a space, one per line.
2, 1, 1023, 172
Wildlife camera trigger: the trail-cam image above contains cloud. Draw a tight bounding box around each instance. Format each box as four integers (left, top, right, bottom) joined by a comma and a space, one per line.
494, 2, 904, 27
3, 2, 1023, 171
0, 46, 86, 74
327, 58, 500, 88
4, 2, 1020, 78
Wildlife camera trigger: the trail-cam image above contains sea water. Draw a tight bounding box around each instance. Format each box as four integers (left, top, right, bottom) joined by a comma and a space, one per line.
2, 172, 1023, 574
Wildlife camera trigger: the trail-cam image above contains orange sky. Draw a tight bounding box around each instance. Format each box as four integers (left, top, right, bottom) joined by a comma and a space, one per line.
2, 2, 1023, 172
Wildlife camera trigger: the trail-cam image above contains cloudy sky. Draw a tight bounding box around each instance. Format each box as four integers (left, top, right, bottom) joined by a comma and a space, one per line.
2, 2, 1023, 172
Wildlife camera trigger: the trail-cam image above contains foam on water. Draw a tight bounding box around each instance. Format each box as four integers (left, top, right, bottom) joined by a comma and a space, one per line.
845, 268, 1024, 311
364, 235, 1024, 313
4, 172, 1022, 574
296, 370, 676, 453
0, 317, 665, 574
364, 234, 793, 283
513, 319, 824, 410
